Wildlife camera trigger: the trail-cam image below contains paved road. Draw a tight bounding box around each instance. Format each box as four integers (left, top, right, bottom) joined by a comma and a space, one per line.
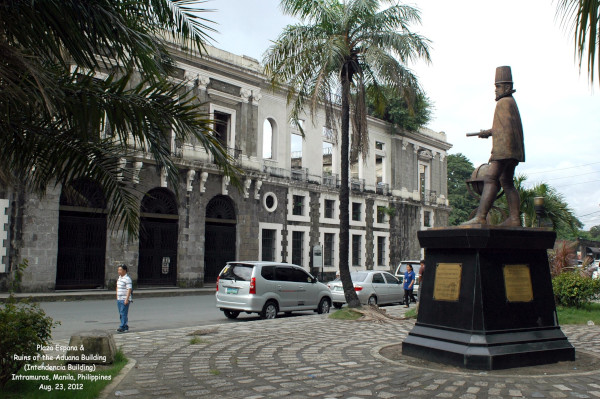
40, 294, 316, 340
46, 305, 600, 398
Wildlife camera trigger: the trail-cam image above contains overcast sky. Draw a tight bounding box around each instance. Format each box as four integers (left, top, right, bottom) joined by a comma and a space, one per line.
205, 0, 600, 229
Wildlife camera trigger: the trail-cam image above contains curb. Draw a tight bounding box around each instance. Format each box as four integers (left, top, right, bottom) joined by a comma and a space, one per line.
0, 288, 215, 303
98, 358, 137, 399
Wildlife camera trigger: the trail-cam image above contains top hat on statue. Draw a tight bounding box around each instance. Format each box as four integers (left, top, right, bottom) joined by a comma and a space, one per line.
495, 66, 513, 84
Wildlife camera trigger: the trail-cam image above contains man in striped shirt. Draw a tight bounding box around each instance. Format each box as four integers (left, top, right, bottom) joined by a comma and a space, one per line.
116, 265, 132, 333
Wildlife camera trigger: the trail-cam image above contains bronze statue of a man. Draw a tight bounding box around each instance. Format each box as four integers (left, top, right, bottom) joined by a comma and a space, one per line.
463, 66, 525, 226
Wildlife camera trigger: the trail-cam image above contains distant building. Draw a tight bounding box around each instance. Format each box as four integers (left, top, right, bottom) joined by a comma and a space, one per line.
0, 45, 452, 292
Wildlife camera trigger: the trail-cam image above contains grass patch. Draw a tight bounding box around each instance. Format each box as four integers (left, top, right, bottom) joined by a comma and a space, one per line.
557, 303, 600, 325
209, 369, 220, 376
0, 350, 127, 399
404, 308, 417, 319
189, 336, 208, 345
329, 307, 362, 320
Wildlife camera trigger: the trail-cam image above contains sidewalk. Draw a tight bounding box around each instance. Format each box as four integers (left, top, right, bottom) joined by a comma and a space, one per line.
49, 305, 600, 398
0, 287, 215, 303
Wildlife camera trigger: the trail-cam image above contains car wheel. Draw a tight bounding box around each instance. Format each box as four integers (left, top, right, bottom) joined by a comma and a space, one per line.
333, 302, 343, 309
317, 298, 331, 314
260, 301, 278, 320
223, 310, 240, 319
368, 295, 377, 306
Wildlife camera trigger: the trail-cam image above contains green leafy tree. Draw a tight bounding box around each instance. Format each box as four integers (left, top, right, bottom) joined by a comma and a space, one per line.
264, 0, 430, 307
446, 153, 479, 225
366, 87, 433, 131
1, 0, 237, 236
491, 175, 583, 238
556, 0, 600, 86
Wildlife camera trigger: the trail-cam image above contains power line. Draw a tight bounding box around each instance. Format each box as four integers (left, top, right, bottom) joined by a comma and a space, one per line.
549, 179, 600, 188
578, 210, 600, 218
524, 161, 600, 175
537, 171, 600, 182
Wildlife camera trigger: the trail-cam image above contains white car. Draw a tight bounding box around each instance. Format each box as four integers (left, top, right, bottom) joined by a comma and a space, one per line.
328, 271, 404, 308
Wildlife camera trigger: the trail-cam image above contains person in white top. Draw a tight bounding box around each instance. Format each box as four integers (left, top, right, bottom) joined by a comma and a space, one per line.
116, 265, 132, 333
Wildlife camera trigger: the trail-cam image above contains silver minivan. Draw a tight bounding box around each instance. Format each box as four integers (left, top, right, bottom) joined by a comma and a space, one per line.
215, 261, 332, 319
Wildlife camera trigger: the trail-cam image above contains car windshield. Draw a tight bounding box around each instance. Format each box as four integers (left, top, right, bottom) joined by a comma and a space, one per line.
350, 272, 369, 282
219, 263, 253, 281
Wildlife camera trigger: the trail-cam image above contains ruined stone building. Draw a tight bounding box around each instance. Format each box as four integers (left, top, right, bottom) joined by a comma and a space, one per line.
0, 45, 452, 291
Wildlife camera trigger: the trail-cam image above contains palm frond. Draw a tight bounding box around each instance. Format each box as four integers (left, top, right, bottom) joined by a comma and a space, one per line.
555, 0, 600, 85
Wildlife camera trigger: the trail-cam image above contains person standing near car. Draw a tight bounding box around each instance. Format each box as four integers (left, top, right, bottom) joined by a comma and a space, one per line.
116, 264, 132, 333
403, 264, 416, 308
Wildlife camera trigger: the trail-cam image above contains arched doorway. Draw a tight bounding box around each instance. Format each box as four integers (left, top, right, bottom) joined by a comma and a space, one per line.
56, 178, 107, 289
204, 195, 236, 283
138, 188, 178, 286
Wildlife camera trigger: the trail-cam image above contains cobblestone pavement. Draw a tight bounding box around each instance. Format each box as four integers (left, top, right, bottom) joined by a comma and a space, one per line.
52, 306, 600, 398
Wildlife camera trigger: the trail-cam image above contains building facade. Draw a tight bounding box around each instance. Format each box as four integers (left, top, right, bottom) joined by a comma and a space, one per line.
0, 45, 452, 292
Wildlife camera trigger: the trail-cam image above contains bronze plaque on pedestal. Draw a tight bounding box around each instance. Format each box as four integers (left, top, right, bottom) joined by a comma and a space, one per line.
503, 264, 533, 302
433, 263, 462, 301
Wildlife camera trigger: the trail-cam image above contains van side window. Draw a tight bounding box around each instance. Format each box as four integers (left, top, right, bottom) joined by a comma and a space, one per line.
261, 266, 276, 281
291, 267, 312, 283
275, 266, 294, 281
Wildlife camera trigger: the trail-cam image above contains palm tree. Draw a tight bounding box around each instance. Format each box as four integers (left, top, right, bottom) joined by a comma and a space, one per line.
1, 0, 237, 236
556, 0, 600, 86
264, 0, 431, 307
492, 175, 582, 237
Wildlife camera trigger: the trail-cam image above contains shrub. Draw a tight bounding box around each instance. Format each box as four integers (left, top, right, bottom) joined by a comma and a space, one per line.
0, 296, 58, 387
552, 272, 600, 308
549, 241, 577, 277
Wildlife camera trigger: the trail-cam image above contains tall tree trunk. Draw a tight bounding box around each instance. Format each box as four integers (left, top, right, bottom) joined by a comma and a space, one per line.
339, 66, 361, 308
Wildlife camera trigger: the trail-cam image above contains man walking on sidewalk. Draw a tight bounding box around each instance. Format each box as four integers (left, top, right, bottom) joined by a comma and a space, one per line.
116, 265, 132, 333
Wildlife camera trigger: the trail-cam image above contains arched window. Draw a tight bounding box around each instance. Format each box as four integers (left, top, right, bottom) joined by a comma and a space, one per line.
263, 118, 275, 159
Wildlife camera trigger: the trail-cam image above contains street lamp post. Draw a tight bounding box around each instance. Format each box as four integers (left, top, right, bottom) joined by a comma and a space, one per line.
534, 196, 545, 227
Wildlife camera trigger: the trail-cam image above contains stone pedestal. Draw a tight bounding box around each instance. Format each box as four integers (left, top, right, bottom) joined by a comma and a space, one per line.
402, 227, 575, 370
67, 331, 117, 364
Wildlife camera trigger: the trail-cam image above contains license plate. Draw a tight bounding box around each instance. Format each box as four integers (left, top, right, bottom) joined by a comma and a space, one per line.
334, 286, 343, 291
226, 287, 238, 294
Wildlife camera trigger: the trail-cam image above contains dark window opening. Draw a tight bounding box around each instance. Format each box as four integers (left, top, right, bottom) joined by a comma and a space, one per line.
324, 233, 334, 267
291, 231, 304, 266
214, 111, 230, 147
262, 229, 276, 261
352, 235, 361, 266
352, 202, 361, 221
325, 199, 335, 219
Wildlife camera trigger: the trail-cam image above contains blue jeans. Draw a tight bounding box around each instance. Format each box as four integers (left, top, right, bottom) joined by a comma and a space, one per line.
117, 300, 129, 330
